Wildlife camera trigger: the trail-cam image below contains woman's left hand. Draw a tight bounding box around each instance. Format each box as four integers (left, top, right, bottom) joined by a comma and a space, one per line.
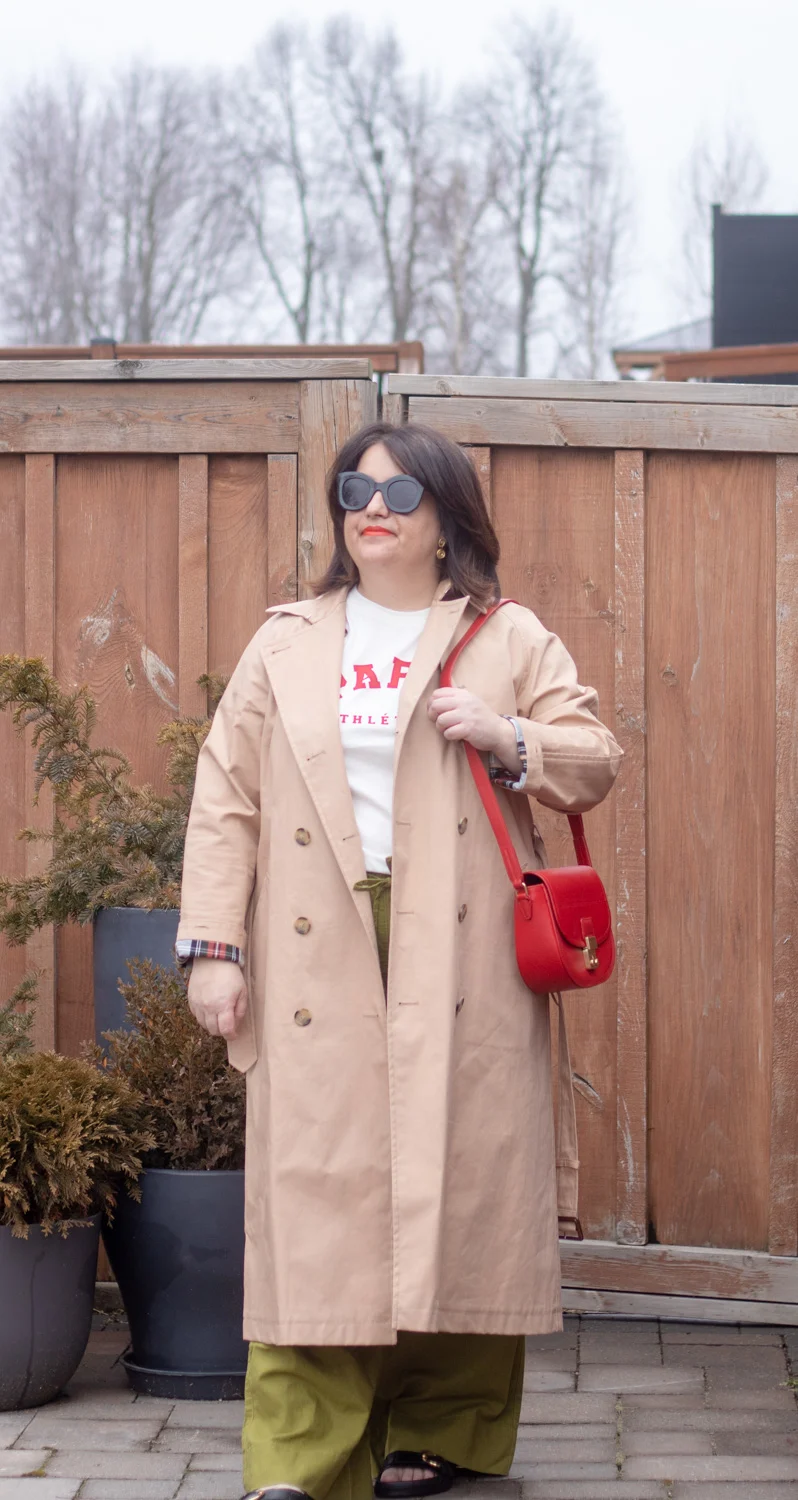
428, 686, 514, 760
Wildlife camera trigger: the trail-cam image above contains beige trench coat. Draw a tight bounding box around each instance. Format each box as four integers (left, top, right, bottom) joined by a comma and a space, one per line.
177, 580, 623, 1345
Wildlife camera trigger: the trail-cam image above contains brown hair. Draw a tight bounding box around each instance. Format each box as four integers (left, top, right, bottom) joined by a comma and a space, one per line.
314, 420, 501, 610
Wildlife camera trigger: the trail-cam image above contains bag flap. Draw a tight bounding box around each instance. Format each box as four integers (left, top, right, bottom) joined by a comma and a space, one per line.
531, 865, 612, 947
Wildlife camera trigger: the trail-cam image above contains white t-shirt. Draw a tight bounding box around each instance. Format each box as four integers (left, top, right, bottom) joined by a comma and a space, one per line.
340, 587, 430, 874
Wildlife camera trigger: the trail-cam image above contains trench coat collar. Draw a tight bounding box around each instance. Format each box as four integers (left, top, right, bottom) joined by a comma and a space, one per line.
261, 581, 474, 926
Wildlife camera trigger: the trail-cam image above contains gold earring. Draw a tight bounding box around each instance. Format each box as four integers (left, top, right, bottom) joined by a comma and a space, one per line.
436, 535, 447, 561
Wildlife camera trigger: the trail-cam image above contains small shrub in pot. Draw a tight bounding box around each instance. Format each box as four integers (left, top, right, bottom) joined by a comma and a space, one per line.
95, 960, 245, 1171
0, 655, 227, 1037
97, 961, 248, 1398
0, 656, 218, 932
0, 977, 155, 1409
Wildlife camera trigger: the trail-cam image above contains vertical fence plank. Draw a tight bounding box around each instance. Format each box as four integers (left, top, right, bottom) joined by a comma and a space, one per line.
647, 453, 775, 1251
208, 457, 269, 675
178, 455, 209, 715
382, 392, 407, 425
0, 458, 27, 1010
267, 454, 298, 605
24, 454, 56, 1050
55, 455, 179, 1057
492, 446, 618, 1237
298, 379, 377, 594
347, 375, 378, 432
298, 381, 337, 598
614, 451, 648, 1245
464, 446, 493, 520
770, 454, 798, 1255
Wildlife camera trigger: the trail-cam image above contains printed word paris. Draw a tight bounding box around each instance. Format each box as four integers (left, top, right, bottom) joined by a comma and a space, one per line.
340, 658, 412, 693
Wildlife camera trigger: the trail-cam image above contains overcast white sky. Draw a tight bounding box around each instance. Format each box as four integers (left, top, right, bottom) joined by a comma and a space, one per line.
2, 0, 793, 344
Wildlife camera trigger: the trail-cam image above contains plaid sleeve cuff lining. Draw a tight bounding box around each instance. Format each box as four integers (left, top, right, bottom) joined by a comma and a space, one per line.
489, 715, 529, 792
175, 938, 244, 967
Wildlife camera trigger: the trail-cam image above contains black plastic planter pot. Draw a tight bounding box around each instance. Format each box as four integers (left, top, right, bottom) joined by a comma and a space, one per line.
0, 1216, 101, 1410
102, 1167, 247, 1400
93, 906, 180, 1047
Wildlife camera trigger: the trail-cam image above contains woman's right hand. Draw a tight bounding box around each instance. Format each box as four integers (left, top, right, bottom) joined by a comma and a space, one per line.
187, 957, 248, 1040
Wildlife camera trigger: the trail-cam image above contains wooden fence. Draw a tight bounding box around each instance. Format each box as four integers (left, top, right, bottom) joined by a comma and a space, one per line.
0, 340, 424, 372
2, 359, 798, 1317
384, 374, 798, 1320
0, 339, 424, 396
0, 358, 376, 1055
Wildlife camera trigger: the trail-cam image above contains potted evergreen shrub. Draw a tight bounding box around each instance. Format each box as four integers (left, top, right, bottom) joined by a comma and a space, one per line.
0, 656, 225, 1044
0, 978, 154, 1410
96, 958, 247, 1400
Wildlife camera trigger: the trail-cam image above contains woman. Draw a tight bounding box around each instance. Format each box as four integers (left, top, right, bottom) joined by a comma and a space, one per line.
177, 421, 622, 1500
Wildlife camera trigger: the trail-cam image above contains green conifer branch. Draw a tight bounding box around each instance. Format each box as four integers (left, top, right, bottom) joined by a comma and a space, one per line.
0, 655, 227, 938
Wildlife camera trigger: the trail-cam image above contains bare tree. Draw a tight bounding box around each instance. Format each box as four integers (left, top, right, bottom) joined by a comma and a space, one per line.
555, 121, 632, 378
0, 64, 244, 345
678, 121, 768, 317
471, 13, 611, 377
0, 71, 111, 342
315, 17, 443, 343
421, 113, 505, 374
100, 64, 245, 342
0, 13, 632, 375
228, 27, 338, 342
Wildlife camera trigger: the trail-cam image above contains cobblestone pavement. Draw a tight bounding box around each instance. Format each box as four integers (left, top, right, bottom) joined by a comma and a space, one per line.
1, 1314, 797, 1499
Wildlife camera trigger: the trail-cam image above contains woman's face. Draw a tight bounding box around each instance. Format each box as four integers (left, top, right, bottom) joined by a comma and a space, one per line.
343, 442, 441, 580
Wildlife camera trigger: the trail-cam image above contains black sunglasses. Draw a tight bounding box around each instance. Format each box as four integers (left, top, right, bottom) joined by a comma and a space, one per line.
337, 471, 425, 514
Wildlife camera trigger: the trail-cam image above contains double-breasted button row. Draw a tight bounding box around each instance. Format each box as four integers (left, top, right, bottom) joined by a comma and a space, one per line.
293, 828, 311, 934
294, 1008, 312, 1027
458, 817, 468, 835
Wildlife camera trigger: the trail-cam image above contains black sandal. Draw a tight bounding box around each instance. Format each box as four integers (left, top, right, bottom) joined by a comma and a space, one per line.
374, 1451, 455, 1499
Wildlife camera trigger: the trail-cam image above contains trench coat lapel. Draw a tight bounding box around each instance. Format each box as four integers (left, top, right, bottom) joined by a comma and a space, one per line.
261, 590, 374, 948
394, 584, 472, 767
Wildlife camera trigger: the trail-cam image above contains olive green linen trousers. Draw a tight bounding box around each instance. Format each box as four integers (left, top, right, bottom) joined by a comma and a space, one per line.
242, 876, 525, 1500
242, 1333, 525, 1499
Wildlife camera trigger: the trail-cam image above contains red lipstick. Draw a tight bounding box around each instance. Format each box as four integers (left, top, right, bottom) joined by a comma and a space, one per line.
362, 526, 394, 536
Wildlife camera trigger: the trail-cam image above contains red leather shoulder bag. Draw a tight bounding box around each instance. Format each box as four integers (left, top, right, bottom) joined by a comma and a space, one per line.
440, 599, 615, 996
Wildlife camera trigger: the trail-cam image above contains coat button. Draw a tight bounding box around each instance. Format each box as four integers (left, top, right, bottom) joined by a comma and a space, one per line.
295, 828, 311, 845
458, 817, 468, 835
458, 903, 467, 923
294, 917, 311, 935
455, 996, 465, 1015
294, 1009, 312, 1026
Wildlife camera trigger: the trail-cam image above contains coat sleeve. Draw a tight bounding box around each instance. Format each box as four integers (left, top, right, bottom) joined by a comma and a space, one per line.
502, 605, 623, 815
176, 629, 273, 953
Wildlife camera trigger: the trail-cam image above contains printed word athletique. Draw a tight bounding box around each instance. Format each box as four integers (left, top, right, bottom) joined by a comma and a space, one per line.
340, 657, 412, 693
340, 711, 398, 726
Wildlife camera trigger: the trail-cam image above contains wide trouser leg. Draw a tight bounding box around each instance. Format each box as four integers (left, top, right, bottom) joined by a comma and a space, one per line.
243, 1334, 525, 1496
243, 1342, 381, 1500
376, 1332, 525, 1476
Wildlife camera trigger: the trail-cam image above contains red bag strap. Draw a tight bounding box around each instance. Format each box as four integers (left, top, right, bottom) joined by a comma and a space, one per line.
439, 599, 593, 885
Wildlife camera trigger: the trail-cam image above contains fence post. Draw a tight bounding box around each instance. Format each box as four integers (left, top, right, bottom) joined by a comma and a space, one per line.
24, 455, 57, 1050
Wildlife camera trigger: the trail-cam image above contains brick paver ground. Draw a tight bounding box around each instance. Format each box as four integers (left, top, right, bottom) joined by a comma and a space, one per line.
0, 1311, 796, 1499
